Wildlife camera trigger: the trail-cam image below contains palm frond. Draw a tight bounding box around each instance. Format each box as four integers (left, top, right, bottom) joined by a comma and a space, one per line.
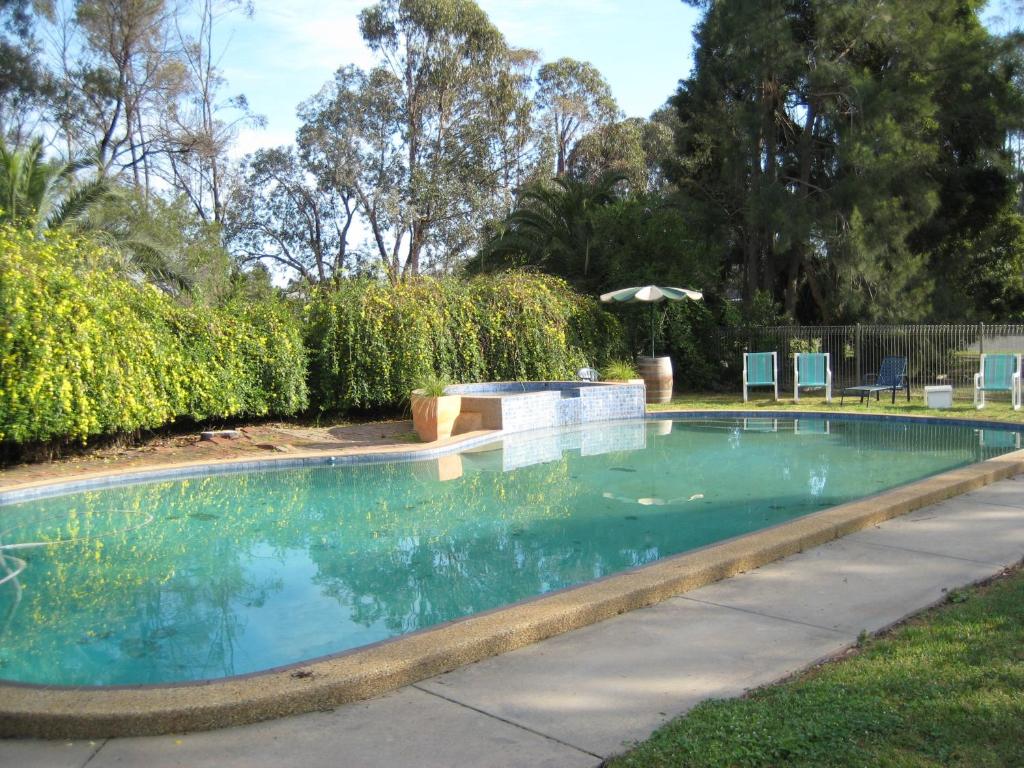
59, 153, 99, 180
22, 139, 50, 216
44, 179, 114, 232
122, 238, 194, 293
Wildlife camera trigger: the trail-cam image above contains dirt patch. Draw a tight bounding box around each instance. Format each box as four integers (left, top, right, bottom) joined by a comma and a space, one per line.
0, 419, 418, 490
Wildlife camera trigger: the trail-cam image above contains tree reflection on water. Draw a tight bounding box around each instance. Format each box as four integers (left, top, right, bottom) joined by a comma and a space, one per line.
0, 418, 1010, 685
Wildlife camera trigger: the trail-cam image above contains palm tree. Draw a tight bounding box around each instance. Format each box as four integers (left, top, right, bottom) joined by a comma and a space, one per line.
0, 137, 112, 235
478, 171, 624, 286
0, 138, 191, 292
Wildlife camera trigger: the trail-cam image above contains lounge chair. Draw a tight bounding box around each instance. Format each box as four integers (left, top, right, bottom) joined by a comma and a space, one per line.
576, 367, 600, 382
742, 352, 778, 402
978, 428, 1021, 449
794, 418, 830, 434
793, 352, 831, 403
840, 356, 909, 405
973, 354, 1021, 410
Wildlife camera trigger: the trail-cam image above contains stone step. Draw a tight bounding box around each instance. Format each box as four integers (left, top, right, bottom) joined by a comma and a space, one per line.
451, 410, 483, 435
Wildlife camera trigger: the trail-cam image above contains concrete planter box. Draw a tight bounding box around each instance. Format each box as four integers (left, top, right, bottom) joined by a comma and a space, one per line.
411, 391, 462, 442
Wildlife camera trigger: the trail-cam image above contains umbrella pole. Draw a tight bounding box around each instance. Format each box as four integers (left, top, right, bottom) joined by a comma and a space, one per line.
650, 305, 656, 358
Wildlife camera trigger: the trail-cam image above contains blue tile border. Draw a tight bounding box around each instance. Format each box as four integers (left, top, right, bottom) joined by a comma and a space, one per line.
4, 408, 1020, 506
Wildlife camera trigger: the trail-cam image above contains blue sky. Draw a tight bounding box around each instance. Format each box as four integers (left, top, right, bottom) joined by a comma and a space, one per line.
220, 0, 703, 156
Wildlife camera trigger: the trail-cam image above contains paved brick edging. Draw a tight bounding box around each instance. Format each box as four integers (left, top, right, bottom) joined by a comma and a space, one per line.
3, 441, 1022, 739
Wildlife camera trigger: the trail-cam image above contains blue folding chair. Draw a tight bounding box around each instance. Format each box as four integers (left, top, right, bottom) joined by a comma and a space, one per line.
974, 354, 1021, 410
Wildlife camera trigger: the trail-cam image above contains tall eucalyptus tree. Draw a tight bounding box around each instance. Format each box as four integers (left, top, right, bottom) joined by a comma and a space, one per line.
296, 0, 541, 282
535, 58, 619, 178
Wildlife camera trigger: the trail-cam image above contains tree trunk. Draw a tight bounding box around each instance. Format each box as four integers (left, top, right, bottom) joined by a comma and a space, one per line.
783, 100, 818, 318
744, 235, 759, 303
406, 221, 422, 278
783, 247, 801, 318
743, 118, 763, 304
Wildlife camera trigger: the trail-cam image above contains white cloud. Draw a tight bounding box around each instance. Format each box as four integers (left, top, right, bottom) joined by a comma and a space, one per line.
232, 126, 296, 157
478, 0, 618, 54
247, 2, 374, 74
218, 1, 376, 158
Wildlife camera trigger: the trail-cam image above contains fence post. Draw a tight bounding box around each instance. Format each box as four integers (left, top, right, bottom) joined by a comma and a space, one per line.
979, 322, 985, 356
855, 323, 862, 386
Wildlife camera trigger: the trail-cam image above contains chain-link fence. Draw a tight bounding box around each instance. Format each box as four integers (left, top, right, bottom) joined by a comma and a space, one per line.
712, 324, 1024, 399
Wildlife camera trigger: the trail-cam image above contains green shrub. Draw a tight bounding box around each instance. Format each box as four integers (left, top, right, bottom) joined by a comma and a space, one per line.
610, 297, 736, 392
662, 299, 728, 391
0, 226, 307, 445
306, 272, 624, 411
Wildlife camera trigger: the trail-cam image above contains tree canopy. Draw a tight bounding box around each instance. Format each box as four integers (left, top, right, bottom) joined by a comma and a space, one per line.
669, 0, 1024, 323
0, 0, 1020, 326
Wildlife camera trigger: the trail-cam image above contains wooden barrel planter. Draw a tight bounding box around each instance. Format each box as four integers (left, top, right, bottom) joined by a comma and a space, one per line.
637, 356, 673, 404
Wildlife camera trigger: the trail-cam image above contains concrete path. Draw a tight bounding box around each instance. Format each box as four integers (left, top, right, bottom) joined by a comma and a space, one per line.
5, 476, 1024, 768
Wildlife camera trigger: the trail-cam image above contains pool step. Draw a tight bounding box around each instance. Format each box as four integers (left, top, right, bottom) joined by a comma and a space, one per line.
452, 410, 484, 435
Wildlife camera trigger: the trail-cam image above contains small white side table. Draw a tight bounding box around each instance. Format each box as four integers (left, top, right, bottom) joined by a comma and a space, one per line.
924, 384, 953, 409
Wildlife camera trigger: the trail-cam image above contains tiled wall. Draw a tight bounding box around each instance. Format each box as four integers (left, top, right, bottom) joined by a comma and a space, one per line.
446, 381, 607, 395
460, 382, 643, 436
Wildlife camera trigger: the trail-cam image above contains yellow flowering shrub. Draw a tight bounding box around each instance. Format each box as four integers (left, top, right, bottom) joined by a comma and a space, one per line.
0, 226, 308, 445
306, 273, 623, 411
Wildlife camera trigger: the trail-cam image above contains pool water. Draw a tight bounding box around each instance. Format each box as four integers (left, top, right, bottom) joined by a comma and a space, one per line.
0, 417, 1018, 686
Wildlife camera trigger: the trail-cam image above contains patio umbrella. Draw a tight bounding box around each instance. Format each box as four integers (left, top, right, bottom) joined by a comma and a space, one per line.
599, 285, 703, 357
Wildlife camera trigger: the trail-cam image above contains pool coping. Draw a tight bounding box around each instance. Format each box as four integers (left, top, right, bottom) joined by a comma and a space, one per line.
2, 410, 1024, 738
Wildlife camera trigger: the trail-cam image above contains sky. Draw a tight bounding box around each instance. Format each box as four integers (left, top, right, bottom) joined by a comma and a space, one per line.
218, 0, 703, 157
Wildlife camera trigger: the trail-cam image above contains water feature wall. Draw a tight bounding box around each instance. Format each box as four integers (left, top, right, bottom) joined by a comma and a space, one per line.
444, 381, 645, 433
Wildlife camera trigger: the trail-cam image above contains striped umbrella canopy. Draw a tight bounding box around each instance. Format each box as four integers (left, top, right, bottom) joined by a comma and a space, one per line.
599, 285, 703, 304
599, 285, 703, 357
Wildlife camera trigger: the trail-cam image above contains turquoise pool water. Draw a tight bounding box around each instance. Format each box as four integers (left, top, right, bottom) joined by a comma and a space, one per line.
0, 417, 1018, 686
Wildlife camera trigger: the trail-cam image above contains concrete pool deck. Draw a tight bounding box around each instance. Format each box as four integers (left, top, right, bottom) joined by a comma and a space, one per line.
3, 473, 1022, 766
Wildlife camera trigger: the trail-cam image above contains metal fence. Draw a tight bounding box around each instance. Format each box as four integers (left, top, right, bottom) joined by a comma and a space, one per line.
713, 323, 1024, 399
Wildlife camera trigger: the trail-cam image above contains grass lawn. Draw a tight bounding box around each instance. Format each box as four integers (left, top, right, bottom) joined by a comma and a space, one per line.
607, 564, 1024, 768
650, 392, 1024, 425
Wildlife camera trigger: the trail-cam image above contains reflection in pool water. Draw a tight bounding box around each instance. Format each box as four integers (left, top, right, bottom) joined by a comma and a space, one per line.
0, 417, 1017, 686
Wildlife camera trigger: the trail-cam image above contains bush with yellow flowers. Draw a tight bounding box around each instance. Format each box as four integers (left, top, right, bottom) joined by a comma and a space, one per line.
0, 226, 308, 445
306, 272, 623, 411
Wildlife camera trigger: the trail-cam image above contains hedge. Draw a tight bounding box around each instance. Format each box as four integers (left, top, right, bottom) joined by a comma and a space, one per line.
0, 233, 623, 445
0, 226, 308, 445
306, 272, 623, 411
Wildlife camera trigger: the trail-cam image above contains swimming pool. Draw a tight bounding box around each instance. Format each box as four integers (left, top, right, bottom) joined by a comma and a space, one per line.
0, 416, 1020, 687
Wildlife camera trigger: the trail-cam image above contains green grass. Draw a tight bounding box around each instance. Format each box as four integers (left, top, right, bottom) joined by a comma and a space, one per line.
650, 392, 1024, 425
608, 565, 1024, 768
